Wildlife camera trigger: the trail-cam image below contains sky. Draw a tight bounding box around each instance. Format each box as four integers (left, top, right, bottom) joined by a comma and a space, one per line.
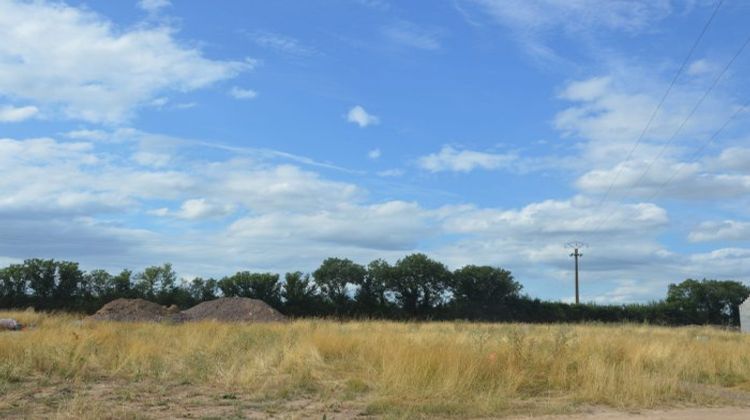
2, 0, 750, 303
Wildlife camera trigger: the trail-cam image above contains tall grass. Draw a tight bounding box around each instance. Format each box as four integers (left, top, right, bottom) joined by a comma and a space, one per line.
2, 310, 750, 417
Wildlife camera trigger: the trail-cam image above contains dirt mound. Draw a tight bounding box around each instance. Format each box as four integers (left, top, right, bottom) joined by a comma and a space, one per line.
88, 298, 185, 322
182, 297, 287, 322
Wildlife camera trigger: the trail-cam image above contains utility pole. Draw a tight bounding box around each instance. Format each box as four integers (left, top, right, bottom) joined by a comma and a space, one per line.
566, 242, 586, 305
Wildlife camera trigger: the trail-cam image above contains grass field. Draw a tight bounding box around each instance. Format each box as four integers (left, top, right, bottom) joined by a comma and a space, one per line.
2, 310, 750, 418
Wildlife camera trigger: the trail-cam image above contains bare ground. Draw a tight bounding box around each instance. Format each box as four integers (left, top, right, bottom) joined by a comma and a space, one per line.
2, 379, 750, 419
513, 407, 750, 419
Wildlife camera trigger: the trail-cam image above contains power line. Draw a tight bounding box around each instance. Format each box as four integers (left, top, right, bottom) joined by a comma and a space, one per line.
588, 99, 749, 233
646, 101, 750, 202
587, 31, 750, 235
593, 0, 725, 211
624, 34, 750, 196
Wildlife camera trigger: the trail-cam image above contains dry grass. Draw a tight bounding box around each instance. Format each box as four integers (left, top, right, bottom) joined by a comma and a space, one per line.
2, 310, 750, 418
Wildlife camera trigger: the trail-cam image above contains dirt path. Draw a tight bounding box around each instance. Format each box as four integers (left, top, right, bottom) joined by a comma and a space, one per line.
513, 407, 750, 419
3, 379, 750, 419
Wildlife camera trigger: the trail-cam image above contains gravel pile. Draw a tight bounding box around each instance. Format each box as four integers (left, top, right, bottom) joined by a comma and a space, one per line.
182, 297, 287, 322
88, 298, 186, 322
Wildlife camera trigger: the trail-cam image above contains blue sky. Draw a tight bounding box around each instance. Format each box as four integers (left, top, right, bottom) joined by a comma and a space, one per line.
2, 0, 750, 303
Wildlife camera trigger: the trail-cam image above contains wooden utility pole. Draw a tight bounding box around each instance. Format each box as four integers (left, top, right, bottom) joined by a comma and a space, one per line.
566, 242, 586, 305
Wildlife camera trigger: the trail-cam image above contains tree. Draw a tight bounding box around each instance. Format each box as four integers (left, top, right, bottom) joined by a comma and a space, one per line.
389, 253, 452, 318
282, 271, 318, 316
452, 265, 521, 320
218, 272, 282, 307
112, 269, 133, 297
24, 258, 57, 302
666, 278, 750, 326
355, 259, 392, 317
84, 269, 114, 299
0, 264, 27, 307
189, 277, 218, 302
134, 263, 178, 302
55, 261, 84, 305
313, 258, 365, 313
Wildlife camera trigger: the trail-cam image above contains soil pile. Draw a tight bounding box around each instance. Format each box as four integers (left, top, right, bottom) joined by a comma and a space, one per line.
182, 297, 287, 322
88, 298, 185, 322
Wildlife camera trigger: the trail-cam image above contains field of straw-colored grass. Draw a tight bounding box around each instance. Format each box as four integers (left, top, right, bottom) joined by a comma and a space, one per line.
2, 310, 750, 418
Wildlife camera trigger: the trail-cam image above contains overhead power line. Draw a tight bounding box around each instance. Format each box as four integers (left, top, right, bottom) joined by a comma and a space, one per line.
587, 32, 750, 235
589, 99, 750, 233
593, 0, 725, 210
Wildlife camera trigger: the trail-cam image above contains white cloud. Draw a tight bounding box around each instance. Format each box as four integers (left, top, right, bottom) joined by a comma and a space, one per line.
439, 196, 667, 236
355, 0, 390, 11
133, 151, 172, 168
689, 220, 750, 242
1, 132, 747, 303
347, 105, 379, 127
229, 201, 430, 250
152, 198, 235, 220
138, 0, 171, 13
228, 86, 258, 100
471, 0, 673, 60
377, 169, 404, 177
0, 105, 38, 122
178, 198, 234, 219
418, 145, 516, 173
473, 0, 673, 33
714, 146, 750, 173
575, 158, 750, 200
368, 148, 381, 159
383, 21, 441, 51
0, 0, 250, 123
251, 31, 316, 56
551, 69, 749, 201
64, 129, 109, 141
687, 59, 714, 76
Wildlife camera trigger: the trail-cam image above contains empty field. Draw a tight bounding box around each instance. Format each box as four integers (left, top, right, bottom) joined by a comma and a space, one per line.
2, 311, 750, 418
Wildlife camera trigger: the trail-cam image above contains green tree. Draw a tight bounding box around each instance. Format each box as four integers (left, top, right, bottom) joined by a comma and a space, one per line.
84, 269, 114, 298
134, 263, 178, 302
112, 269, 133, 297
189, 277, 218, 302
55, 261, 84, 304
0, 264, 27, 307
355, 259, 392, 316
389, 253, 452, 318
218, 272, 282, 307
24, 258, 57, 302
666, 278, 750, 326
282, 271, 318, 316
452, 265, 521, 320
313, 258, 366, 313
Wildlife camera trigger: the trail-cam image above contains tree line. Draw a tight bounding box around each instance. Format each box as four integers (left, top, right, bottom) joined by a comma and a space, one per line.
1, 255, 748, 326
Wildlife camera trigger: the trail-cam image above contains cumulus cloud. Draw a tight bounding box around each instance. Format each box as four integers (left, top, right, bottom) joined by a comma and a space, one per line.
418, 145, 516, 173
368, 149, 381, 159
439, 196, 668, 236
347, 105, 379, 127
152, 198, 235, 220
689, 220, 750, 242
229, 201, 431, 250
1, 132, 746, 303
0, 105, 38, 123
0, 0, 250, 123
228, 86, 258, 100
